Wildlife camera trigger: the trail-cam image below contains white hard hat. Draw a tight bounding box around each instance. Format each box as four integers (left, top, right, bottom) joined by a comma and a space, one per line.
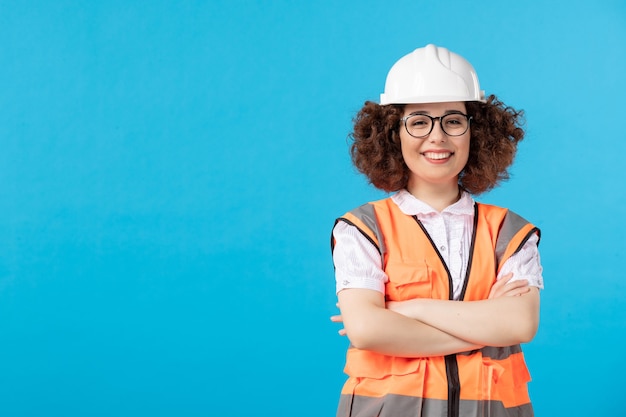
379, 44, 486, 105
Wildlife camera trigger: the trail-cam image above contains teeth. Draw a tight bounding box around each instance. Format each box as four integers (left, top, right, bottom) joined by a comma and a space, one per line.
423, 152, 451, 160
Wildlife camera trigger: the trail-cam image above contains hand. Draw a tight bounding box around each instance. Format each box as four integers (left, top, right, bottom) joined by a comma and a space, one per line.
330, 303, 347, 336
489, 273, 530, 299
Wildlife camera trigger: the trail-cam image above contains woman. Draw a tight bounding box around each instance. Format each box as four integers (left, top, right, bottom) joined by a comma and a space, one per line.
330, 44, 543, 417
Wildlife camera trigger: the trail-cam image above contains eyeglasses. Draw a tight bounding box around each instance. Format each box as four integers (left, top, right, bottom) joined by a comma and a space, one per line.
401, 112, 472, 138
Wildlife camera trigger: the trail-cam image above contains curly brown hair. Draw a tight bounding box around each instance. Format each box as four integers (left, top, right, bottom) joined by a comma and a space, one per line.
349, 95, 525, 195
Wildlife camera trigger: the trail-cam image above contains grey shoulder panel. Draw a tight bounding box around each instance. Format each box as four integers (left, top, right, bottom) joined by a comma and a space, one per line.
495, 210, 532, 266
349, 203, 386, 256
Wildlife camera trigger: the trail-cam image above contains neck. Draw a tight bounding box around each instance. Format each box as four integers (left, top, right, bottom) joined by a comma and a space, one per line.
406, 181, 461, 212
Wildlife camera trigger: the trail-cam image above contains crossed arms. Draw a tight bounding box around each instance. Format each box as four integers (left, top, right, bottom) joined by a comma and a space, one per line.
331, 275, 540, 358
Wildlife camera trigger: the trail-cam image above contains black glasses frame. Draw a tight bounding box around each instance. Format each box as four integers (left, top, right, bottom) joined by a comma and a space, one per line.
400, 112, 472, 138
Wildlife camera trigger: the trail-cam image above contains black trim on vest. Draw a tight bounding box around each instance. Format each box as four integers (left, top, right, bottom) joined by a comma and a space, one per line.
445, 355, 460, 417
515, 227, 541, 256
459, 204, 479, 301
412, 216, 454, 300
331, 218, 381, 256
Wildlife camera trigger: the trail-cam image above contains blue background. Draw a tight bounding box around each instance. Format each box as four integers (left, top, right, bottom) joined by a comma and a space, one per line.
0, 1, 624, 415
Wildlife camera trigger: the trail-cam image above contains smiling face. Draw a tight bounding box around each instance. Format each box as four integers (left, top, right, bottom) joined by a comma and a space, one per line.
399, 101, 471, 195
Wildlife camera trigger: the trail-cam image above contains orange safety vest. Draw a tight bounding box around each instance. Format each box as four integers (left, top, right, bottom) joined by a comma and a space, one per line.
332, 197, 540, 417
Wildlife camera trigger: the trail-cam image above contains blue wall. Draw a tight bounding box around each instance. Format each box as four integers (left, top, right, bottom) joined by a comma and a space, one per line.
0, 1, 624, 415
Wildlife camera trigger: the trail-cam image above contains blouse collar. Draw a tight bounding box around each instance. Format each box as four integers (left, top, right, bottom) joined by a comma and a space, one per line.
391, 189, 475, 216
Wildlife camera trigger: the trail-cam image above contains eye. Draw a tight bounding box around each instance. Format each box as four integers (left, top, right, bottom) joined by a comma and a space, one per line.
408, 115, 430, 127
443, 115, 465, 126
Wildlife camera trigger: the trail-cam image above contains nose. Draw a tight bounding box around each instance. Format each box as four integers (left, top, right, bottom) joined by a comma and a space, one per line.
428, 118, 446, 142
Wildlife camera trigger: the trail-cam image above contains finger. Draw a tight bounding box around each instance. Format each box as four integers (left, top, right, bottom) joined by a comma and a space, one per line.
489, 274, 522, 299
501, 284, 532, 297
500, 272, 514, 282
330, 315, 344, 323
506, 286, 531, 297
338, 329, 347, 336
490, 278, 506, 291
509, 286, 529, 295
504, 279, 529, 291
489, 277, 508, 298
492, 273, 514, 288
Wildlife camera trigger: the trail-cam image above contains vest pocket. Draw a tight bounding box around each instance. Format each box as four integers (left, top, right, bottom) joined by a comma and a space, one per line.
480, 358, 506, 401
341, 358, 429, 416
345, 349, 424, 379
386, 260, 433, 300
480, 355, 531, 408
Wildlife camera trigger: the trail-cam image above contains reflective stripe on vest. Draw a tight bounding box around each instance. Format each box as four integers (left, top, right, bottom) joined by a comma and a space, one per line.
333, 198, 539, 417
337, 394, 534, 417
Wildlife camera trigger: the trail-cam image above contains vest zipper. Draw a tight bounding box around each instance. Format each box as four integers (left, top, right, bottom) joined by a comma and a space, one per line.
445, 355, 460, 417
413, 210, 479, 417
